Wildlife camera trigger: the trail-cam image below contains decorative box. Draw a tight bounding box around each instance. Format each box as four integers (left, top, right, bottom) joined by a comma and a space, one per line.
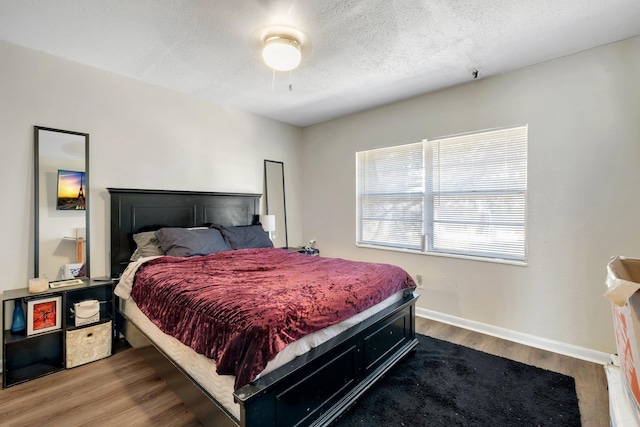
66, 321, 112, 368
73, 299, 100, 327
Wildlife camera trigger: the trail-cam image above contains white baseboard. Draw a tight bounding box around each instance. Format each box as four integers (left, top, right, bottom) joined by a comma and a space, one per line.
416, 307, 611, 365
0, 310, 609, 375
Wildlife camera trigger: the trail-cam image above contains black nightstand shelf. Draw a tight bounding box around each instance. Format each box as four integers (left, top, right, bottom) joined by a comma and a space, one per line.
286, 247, 320, 256
3, 330, 64, 386
2, 279, 115, 388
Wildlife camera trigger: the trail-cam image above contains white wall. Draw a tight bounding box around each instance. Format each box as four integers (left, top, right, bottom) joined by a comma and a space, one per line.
0, 40, 302, 303
300, 36, 640, 353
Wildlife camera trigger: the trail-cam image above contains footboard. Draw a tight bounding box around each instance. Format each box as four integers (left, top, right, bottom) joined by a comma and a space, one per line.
234, 292, 419, 426
119, 292, 418, 427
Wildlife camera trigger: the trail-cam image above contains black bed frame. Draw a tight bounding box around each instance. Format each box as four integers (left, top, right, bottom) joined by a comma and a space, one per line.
109, 188, 419, 427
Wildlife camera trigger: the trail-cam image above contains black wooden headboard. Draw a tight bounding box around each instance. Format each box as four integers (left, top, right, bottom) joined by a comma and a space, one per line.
108, 188, 261, 278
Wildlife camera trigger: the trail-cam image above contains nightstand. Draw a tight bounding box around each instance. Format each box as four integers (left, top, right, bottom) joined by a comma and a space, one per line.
2, 278, 115, 388
287, 247, 320, 256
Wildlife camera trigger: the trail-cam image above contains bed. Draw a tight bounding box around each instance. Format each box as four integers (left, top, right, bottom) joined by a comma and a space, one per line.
109, 188, 419, 427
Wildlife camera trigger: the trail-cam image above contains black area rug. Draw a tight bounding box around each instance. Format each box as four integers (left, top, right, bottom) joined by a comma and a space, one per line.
332, 334, 581, 427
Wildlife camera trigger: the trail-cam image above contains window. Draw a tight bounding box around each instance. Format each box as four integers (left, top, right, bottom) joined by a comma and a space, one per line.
356, 125, 528, 263
356, 142, 424, 250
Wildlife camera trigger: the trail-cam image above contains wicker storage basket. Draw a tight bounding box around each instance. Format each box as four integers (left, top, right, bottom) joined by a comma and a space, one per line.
66, 321, 112, 368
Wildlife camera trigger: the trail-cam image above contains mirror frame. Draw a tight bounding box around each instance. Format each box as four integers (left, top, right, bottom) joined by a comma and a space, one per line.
264, 160, 288, 248
34, 126, 90, 279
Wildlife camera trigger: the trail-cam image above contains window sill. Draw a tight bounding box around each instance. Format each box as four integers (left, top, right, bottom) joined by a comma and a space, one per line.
355, 243, 528, 267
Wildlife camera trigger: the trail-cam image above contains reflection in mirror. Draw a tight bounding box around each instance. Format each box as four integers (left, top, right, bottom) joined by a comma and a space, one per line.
35, 127, 89, 280
264, 160, 288, 248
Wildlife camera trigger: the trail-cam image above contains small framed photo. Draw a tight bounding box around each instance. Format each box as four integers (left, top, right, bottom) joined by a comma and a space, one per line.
27, 296, 62, 336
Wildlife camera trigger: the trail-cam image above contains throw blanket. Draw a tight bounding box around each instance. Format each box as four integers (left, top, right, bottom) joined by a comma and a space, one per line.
128, 248, 415, 388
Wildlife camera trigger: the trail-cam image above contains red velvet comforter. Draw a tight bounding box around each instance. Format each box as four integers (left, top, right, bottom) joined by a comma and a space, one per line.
130, 247, 416, 388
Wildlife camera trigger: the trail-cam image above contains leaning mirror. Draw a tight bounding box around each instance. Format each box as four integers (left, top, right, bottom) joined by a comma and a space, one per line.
35, 126, 89, 280
264, 160, 288, 248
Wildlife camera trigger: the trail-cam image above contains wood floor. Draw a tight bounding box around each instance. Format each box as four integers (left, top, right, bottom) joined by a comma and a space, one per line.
0, 317, 609, 426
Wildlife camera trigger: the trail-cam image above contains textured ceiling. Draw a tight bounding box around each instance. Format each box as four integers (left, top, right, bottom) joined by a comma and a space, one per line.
1, 0, 639, 127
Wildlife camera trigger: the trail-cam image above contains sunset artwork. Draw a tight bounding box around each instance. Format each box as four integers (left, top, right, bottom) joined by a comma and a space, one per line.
57, 169, 86, 210
33, 300, 58, 331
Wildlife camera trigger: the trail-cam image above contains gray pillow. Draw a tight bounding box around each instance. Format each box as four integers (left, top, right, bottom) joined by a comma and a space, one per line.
215, 224, 274, 250
155, 227, 231, 257
130, 231, 165, 261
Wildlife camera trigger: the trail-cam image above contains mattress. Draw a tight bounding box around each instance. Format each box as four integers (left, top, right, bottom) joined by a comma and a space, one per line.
121, 289, 406, 420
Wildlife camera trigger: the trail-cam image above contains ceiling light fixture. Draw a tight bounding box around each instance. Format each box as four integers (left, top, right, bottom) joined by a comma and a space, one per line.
262, 35, 301, 72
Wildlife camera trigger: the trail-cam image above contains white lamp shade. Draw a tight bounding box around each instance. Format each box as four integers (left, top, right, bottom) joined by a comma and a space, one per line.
260, 215, 276, 232
262, 36, 301, 71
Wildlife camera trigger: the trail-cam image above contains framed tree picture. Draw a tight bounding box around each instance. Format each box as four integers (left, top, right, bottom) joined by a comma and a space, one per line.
27, 296, 62, 336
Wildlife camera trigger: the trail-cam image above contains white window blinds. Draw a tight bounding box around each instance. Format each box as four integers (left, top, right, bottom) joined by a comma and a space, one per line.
356, 125, 528, 263
356, 142, 424, 250
427, 126, 527, 261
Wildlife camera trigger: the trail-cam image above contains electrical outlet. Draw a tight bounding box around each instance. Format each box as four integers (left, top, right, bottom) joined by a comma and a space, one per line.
415, 274, 423, 287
